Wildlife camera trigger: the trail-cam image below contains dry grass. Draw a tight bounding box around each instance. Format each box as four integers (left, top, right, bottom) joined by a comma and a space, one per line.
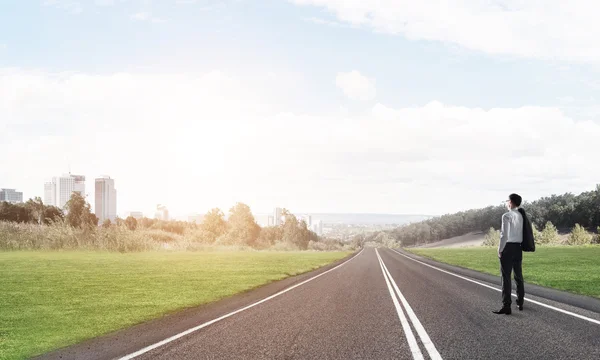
0, 221, 348, 252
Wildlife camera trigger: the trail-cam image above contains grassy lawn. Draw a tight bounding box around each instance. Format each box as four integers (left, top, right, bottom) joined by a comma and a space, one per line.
408, 246, 600, 299
0, 251, 351, 360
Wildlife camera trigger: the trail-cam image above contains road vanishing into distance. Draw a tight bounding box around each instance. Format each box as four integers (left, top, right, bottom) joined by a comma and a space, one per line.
40, 248, 600, 360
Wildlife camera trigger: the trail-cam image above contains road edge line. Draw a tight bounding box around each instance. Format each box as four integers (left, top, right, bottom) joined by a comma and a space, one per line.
391, 249, 600, 326
118, 249, 365, 360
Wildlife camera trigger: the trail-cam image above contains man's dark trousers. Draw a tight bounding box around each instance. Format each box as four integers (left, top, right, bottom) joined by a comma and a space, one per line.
500, 243, 524, 307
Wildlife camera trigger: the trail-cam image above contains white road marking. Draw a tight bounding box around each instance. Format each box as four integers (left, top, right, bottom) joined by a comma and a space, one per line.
378, 251, 443, 360
118, 249, 365, 360
376, 249, 424, 360
391, 249, 600, 326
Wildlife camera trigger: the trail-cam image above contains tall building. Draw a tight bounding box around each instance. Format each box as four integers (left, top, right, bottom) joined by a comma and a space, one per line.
312, 220, 324, 236
155, 204, 169, 221
267, 215, 274, 227
44, 174, 86, 208
0, 189, 23, 204
273, 207, 283, 226
44, 182, 55, 206
95, 176, 117, 223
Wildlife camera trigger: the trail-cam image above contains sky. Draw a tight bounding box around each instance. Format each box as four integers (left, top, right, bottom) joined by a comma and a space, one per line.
1, 0, 600, 218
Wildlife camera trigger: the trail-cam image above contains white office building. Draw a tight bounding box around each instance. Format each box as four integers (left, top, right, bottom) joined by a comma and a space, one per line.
95, 176, 117, 223
312, 220, 323, 236
0, 188, 23, 204
44, 174, 86, 208
155, 205, 169, 221
273, 207, 283, 226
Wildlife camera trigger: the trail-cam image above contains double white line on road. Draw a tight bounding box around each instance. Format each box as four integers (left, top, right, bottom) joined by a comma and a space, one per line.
376, 249, 443, 360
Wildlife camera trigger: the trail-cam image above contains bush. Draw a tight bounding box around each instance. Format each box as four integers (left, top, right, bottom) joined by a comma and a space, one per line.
145, 229, 179, 243
151, 220, 186, 235
482, 227, 500, 246
125, 216, 138, 231
183, 228, 214, 243
538, 221, 560, 245
567, 224, 593, 245
308, 239, 344, 251
596, 227, 600, 244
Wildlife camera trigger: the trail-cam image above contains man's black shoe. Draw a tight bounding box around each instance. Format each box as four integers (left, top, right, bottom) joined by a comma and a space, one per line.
516, 301, 524, 311
492, 307, 512, 315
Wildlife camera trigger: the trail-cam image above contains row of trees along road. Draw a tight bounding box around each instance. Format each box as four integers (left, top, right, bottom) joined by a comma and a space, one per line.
378, 185, 600, 247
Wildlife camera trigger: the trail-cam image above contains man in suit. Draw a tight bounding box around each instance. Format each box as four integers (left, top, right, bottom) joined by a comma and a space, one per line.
493, 193, 525, 315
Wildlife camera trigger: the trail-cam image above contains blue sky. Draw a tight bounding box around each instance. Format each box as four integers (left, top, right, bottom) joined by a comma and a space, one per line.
1, 1, 600, 217
4, 0, 597, 112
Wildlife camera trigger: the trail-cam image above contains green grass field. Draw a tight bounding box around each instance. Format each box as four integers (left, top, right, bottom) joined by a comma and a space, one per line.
408, 246, 600, 299
0, 251, 351, 360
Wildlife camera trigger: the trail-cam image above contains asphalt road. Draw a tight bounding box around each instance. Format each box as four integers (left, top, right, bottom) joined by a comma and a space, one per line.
39, 248, 600, 360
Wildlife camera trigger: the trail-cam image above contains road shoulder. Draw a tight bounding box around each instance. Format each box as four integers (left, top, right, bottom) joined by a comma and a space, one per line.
397, 248, 600, 314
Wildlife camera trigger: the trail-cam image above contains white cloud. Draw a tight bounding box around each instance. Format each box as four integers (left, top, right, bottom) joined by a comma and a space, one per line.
43, 0, 83, 14
304, 17, 348, 28
292, 0, 600, 63
131, 12, 167, 23
94, 0, 115, 5
336, 70, 376, 101
1, 68, 599, 216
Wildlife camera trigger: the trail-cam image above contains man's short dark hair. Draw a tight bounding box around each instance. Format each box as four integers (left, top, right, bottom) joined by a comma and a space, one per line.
509, 193, 522, 207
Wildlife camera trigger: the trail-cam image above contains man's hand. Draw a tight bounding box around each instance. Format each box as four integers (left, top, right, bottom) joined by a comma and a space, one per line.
498, 251, 502, 259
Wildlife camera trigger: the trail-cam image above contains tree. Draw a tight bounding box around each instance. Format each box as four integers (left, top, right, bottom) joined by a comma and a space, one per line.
102, 219, 112, 228
25, 197, 45, 224
567, 224, 593, 245
220, 203, 260, 246
201, 208, 227, 243
43, 206, 64, 224
257, 226, 283, 248
281, 209, 316, 250
64, 192, 97, 228
0, 201, 34, 223
125, 216, 138, 231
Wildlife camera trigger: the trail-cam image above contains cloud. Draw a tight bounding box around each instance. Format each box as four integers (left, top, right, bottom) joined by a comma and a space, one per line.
2, 68, 599, 216
94, 0, 115, 5
336, 70, 376, 101
43, 0, 83, 14
292, 0, 600, 63
304, 17, 348, 28
131, 12, 167, 23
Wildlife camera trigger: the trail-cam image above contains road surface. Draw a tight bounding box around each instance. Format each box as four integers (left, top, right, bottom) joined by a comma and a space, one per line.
39, 248, 600, 360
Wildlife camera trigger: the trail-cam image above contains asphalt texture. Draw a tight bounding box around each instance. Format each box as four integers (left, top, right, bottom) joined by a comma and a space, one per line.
38, 248, 600, 360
